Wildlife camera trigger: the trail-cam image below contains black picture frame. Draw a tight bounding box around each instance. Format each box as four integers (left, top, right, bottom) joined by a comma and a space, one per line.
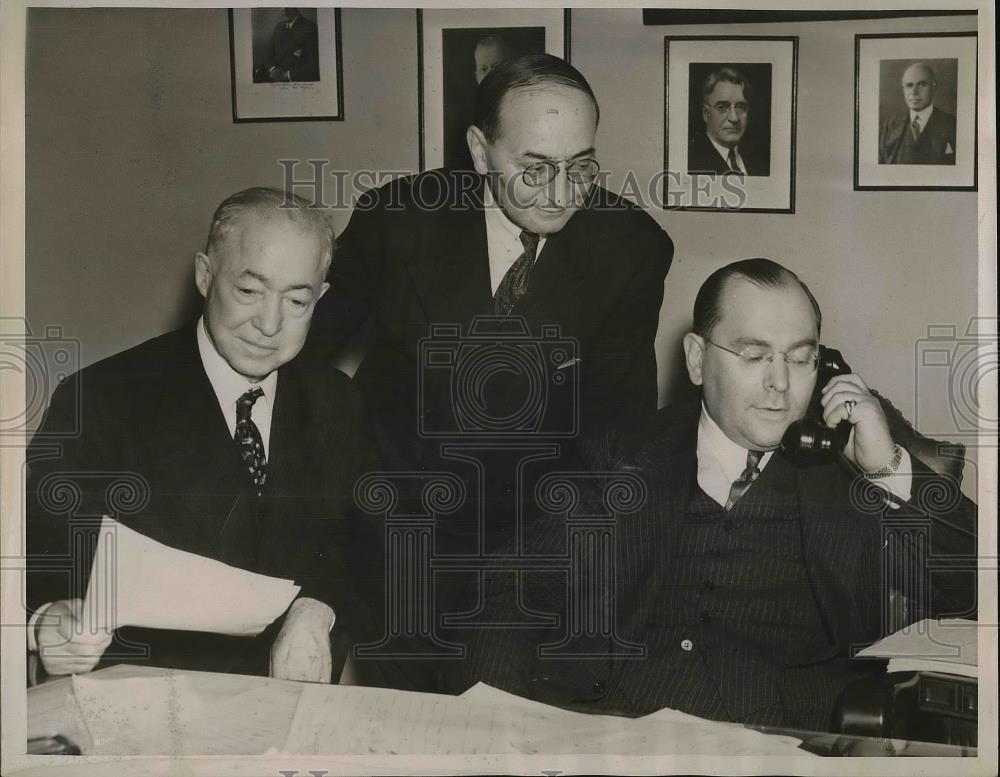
229, 8, 344, 123
854, 32, 977, 191
416, 9, 571, 171
663, 36, 798, 214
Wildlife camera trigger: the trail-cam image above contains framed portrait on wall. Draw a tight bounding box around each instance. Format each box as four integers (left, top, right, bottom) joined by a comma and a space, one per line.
663, 36, 798, 213
417, 8, 570, 171
854, 32, 977, 190
228, 8, 344, 122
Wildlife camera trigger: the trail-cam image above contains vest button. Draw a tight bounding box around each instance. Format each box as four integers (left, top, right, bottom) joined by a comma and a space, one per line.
591, 681, 605, 695
680, 638, 694, 652
703, 579, 715, 591
722, 519, 734, 532
700, 611, 714, 623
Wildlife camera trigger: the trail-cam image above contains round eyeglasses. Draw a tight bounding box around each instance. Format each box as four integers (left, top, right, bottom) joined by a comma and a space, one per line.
706, 339, 819, 375
704, 101, 749, 116
520, 158, 601, 188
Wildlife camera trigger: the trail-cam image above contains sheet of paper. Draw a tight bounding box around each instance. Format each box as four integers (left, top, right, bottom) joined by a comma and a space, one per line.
84, 516, 299, 635
855, 617, 978, 677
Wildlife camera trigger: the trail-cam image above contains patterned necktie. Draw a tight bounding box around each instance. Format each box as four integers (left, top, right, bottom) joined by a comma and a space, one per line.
911, 116, 921, 141
727, 146, 740, 173
725, 449, 764, 511
494, 231, 540, 316
235, 387, 267, 495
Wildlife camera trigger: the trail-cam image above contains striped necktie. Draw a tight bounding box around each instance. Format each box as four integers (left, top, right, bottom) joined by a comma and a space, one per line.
725, 449, 764, 510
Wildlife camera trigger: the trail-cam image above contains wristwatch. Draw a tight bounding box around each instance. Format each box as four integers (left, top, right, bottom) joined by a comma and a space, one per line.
866, 444, 903, 479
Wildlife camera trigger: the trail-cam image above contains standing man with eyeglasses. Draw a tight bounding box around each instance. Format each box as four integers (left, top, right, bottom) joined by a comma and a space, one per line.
462, 258, 975, 729
305, 53, 673, 691
688, 66, 768, 176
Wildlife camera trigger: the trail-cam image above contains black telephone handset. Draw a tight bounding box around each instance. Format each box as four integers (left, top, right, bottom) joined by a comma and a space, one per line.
780, 345, 853, 460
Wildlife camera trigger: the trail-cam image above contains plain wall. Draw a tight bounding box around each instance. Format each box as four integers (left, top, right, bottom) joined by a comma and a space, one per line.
25, 8, 981, 489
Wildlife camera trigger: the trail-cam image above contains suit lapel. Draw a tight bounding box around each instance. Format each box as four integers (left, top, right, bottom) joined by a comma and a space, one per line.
517, 217, 588, 332
406, 176, 494, 331
141, 326, 248, 557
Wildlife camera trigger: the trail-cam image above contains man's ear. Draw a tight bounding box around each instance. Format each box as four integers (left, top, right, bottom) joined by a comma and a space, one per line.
466, 125, 490, 175
317, 281, 330, 301
194, 252, 213, 299
683, 332, 706, 386
701, 104, 710, 127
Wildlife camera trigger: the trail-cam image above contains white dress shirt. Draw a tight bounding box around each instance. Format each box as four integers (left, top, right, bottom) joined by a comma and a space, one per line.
483, 185, 547, 295
706, 133, 747, 174
197, 318, 277, 456
696, 403, 912, 508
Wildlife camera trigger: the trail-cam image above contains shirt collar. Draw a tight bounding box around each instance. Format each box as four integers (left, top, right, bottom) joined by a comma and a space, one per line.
910, 104, 934, 124
706, 133, 741, 166
197, 317, 277, 414
483, 183, 526, 243
697, 402, 773, 484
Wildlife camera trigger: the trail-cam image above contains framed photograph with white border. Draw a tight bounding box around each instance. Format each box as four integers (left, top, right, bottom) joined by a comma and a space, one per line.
664, 36, 797, 213
228, 8, 344, 122
855, 32, 977, 190
417, 8, 569, 171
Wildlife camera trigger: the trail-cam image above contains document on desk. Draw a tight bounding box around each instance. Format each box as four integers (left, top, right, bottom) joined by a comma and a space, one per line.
282, 682, 812, 756
854, 617, 978, 677
85, 516, 299, 635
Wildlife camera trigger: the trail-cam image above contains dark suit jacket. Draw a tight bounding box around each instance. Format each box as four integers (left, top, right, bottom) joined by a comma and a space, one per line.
307, 170, 674, 469
26, 322, 376, 676
269, 15, 320, 81
878, 108, 957, 165
457, 399, 977, 726
688, 131, 769, 176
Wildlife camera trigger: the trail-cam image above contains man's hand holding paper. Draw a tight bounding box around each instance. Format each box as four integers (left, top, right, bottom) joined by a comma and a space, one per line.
270, 597, 335, 683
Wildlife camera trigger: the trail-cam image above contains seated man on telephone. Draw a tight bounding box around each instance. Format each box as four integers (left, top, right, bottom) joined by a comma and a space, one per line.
26, 187, 374, 683
462, 258, 976, 732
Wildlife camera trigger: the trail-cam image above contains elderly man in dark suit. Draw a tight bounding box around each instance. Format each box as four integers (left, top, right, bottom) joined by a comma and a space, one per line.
879, 62, 957, 165
688, 66, 769, 176
458, 258, 975, 732
27, 188, 373, 682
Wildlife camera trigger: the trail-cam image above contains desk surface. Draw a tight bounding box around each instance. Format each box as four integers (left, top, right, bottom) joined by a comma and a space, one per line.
28, 665, 820, 758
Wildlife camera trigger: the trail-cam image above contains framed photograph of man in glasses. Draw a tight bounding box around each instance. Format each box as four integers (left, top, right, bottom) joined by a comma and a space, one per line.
417, 8, 569, 171
664, 37, 798, 213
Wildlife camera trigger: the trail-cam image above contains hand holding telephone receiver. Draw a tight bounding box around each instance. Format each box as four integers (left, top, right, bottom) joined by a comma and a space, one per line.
780, 345, 852, 459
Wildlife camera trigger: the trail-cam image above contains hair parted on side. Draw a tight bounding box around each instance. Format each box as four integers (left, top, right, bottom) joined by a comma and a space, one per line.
204, 187, 335, 274
692, 258, 822, 338
474, 53, 600, 143
701, 65, 753, 104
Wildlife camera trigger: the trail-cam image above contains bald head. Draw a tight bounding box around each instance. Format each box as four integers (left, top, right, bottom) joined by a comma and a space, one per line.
901, 62, 937, 112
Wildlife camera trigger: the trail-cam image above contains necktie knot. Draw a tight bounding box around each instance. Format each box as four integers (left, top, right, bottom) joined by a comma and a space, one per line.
519, 230, 539, 256
236, 386, 264, 422
725, 449, 765, 511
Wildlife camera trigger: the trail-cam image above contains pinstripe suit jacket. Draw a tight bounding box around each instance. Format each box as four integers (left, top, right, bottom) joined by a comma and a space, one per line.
455, 400, 977, 724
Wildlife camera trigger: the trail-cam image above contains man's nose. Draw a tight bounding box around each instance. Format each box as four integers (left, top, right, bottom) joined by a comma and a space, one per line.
253, 295, 283, 337
764, 355, 790, 393
547, 164, 574, 207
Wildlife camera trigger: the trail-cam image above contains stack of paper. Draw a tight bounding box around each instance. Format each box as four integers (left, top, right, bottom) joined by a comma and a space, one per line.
855, 618, 978, 678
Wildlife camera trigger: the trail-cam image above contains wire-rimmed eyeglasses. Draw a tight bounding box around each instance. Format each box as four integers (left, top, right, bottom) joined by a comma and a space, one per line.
706, 339, 819, 375
520, 158, 601, 188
